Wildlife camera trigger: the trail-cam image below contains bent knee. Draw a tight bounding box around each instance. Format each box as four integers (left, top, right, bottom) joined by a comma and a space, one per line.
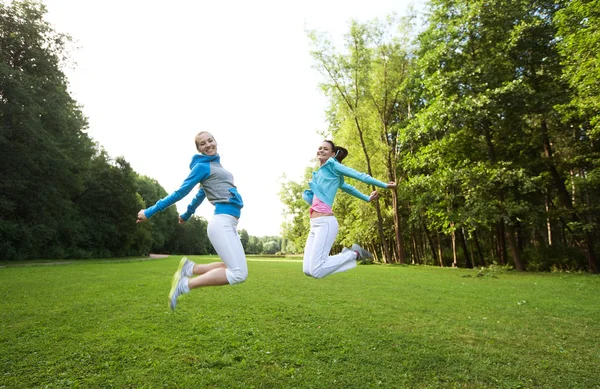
227, 268, 248, 285
304, 269, 325, 279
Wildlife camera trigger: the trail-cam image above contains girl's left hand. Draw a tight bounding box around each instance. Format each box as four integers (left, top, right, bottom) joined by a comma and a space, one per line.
369, 191, 380, 202
387, 181, 397, 189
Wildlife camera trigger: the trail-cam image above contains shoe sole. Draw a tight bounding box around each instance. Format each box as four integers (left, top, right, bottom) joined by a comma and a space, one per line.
177, 257, 189, 277
352, 245, 373, 260
168, 259, 186, 310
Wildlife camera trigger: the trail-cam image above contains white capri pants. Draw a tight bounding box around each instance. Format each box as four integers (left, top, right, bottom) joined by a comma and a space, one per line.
303, 216, 357, 279
207, 214, 248, 285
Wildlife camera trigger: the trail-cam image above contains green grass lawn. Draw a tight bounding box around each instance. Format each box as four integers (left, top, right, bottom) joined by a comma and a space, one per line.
1, 257, 599, 388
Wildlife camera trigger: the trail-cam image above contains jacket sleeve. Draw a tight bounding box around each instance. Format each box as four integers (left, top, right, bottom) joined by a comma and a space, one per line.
340, 183, 370, 202
331, 161, 388, 188
144, 163, 210, 219
180, 187, 206, 221
302, 189, 314, 205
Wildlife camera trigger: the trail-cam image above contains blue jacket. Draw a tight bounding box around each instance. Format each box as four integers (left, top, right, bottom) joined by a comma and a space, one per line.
144, 154, 243, 220
302, 157, 388, 207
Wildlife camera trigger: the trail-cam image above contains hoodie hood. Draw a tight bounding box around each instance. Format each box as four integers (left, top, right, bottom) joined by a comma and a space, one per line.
190, 153, 220, 169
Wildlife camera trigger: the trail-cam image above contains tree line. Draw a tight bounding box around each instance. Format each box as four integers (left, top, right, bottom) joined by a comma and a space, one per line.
280, 0, 600, 272
0, 1, 280, 260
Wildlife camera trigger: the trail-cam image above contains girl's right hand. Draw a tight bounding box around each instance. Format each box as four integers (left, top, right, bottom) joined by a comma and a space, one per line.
136, 210, 148, 223
387, 181, 397, 189
178, 216, 186, 224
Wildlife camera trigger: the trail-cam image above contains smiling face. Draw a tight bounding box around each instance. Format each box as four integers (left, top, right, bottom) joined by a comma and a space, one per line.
195, 132, 218, 156
317, 141, 335, 165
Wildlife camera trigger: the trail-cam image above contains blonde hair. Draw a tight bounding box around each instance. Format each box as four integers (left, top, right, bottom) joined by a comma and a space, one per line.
194, 131, 214, 153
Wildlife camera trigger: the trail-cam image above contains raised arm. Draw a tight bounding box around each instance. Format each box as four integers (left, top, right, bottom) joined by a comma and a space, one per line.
331, 161, 388, 188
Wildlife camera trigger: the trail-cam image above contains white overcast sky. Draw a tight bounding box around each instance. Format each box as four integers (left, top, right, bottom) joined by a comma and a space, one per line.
41, 0, 425, 236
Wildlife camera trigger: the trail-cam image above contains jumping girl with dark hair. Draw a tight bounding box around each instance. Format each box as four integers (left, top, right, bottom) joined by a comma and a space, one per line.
302, 140, 396, 279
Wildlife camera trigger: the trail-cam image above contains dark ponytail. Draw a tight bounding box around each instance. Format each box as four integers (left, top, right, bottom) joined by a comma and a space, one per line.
324, 140, 348, 163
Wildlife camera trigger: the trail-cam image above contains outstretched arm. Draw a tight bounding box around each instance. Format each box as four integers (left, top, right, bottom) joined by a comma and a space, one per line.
137, 163, 209, 222
340, 183, 371, 202
340, 181, 397, 203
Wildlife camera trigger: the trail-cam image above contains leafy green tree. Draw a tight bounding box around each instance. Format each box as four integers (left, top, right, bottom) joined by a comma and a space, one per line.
136, 175, 178, 253
0, 0, 94, 259
279, 172, 311, 255
169, 216, 211, 255
246, 236, 263, 255
554, 0, 600, 272
308, 22, 395, 262
555, 0, 600, 139
263, 241, 279, 254
75, 154, 145, 257
238, 229, 249, 252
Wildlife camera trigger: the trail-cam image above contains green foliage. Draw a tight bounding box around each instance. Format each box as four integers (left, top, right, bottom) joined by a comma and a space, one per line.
1, 259, 599, 387
278, 171, 311, 253
555, 0, 600, 139
245, 235, 263, 254
262, 240, 280, 254
167, 216, 212, 255
238, 228, 249, 252
135, 175, 178, 253
0, 1, 221, 260
281, 0, 600, 272
0, 0, 93, 259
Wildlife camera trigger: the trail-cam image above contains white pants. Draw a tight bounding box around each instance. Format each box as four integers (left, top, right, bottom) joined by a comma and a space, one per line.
207, 214, 248, 285
303, 216, 357, 279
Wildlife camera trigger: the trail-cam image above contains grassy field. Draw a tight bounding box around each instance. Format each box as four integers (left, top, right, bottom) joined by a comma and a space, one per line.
1, 256, 599, 388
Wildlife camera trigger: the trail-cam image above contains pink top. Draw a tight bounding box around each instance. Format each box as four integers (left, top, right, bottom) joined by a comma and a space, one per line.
310, 195, 333, 216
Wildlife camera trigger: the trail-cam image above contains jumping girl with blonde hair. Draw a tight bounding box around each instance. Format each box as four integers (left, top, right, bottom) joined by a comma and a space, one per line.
137, 131, 247, 310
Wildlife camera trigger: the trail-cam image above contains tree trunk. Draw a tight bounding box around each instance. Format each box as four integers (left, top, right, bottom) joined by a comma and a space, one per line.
545, 194, 553, 246
541, 119, 598, 273
473, 230, 486, 267
411, 235, 418, 264
351, 117, 392, 263
422, 220, 439, 266
451, 223, 457, 267
457, 228, 473, 269
506, 224, 524, 271
436, 232, 444, 267
496, 222, 507, 265
391, 189, 406, 264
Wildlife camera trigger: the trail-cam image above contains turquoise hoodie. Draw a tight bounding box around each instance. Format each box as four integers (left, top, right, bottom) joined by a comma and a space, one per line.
302, 157, 388, 207
144, 154, 243, 220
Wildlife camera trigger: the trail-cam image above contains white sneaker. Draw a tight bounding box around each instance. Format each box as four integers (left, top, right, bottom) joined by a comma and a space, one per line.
351, 244, 373, 260
169, 271, 189, 311
177, 257, 195, 278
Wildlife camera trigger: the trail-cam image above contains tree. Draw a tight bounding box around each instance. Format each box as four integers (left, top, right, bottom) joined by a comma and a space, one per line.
555, 0, 600, 139
279, 171, 311, 254
75, 154, 145, 257
246, 236, 263, 255
0, 0, 94, 259
136, 175, 178, 253
263, 241, 279, 254
169, 216, 211, 255
238, 229, 249, 253
308, 19, 406, 263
